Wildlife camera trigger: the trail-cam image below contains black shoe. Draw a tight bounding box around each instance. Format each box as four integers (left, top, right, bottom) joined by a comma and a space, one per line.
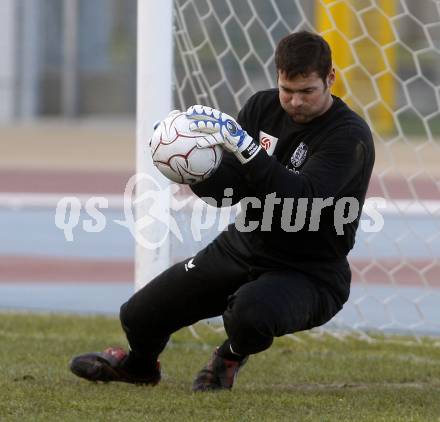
69, 347, 161, 385
192, 347, 248, 392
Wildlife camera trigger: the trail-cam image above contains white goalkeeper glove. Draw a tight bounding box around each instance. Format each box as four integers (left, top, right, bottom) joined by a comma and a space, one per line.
186, 105, 261, 164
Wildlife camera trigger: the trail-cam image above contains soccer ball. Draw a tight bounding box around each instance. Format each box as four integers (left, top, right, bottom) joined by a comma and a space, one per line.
150, 111, 223, 184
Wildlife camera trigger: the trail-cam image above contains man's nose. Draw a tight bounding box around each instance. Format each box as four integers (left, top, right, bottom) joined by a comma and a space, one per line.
290, 94, 303, 108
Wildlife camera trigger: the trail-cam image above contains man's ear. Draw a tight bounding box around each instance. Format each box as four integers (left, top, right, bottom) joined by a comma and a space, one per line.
327, 68, 336, 89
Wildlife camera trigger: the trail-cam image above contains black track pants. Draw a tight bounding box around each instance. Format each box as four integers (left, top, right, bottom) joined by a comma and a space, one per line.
119, 233, 347, 362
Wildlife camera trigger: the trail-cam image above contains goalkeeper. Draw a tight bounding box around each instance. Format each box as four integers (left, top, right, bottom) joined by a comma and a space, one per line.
70, 31, 375, 391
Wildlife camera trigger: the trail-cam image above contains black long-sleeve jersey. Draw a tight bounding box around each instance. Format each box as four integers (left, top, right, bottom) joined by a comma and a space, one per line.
191, 89, 375, 270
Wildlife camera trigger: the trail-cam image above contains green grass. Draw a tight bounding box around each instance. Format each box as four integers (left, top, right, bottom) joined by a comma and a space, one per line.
1, 313, 440, 422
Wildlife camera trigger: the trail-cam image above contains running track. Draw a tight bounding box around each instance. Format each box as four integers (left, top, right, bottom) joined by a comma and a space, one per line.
1, 168, 439, 286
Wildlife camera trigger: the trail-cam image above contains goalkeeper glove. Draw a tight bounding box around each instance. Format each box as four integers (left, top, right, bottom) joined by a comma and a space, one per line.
186, 105, 261, 164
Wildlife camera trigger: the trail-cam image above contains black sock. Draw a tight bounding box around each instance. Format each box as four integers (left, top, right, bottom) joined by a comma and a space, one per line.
217, 340, 246, 362
122, 351, 158, 375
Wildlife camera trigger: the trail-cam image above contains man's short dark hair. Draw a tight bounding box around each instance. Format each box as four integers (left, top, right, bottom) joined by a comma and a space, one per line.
275, 31, 332, 82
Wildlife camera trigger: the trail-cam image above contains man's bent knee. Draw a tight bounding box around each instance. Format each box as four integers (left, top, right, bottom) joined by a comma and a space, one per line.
223, 298, 276, 355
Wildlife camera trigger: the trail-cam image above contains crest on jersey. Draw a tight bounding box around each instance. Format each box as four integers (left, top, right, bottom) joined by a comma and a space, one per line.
291, 142, 308, 168
259, 131, 278, 156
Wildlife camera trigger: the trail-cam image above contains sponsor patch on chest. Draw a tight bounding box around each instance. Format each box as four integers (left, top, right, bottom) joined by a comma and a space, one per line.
291, 142, 308, 168
259, 131, 278, 156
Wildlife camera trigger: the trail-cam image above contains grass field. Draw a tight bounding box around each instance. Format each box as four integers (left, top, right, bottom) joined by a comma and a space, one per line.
1, 313, 440, 422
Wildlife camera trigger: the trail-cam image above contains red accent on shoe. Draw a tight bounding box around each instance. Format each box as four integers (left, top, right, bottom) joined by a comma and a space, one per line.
69, 346, 161, 385
192, 347, 248, 392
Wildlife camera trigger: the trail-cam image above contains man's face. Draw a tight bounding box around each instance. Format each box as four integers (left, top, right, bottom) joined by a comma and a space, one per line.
278, 70, 335, 123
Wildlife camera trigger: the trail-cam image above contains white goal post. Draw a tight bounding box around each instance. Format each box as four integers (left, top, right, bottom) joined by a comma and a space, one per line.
136, 0, 173, 286
137, 0, 440, 337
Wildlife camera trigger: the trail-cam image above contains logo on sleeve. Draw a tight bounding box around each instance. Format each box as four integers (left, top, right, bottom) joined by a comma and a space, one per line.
259, 131, 278, 156
185, 258, 196, 271
291, 142, 308, 168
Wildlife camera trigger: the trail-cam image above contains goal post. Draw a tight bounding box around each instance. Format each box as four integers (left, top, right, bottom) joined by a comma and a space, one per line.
135, 0, 173, 290
136, 0, 440, 337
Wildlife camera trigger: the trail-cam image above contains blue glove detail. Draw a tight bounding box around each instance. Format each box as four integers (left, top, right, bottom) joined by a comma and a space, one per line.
186, 105, 261, 164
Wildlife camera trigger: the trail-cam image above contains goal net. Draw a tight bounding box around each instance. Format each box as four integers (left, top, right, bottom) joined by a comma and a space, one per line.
137, 0, 440, 338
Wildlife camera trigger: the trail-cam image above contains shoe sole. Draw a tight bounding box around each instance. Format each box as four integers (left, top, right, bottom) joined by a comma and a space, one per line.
70, 355, 119, 382
70, 356, 161, 385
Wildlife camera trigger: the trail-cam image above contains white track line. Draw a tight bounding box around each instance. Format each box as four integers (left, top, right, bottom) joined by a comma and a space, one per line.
363, 198, 440, 217
0, 193, 125, 210
0, 192, 439, 216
